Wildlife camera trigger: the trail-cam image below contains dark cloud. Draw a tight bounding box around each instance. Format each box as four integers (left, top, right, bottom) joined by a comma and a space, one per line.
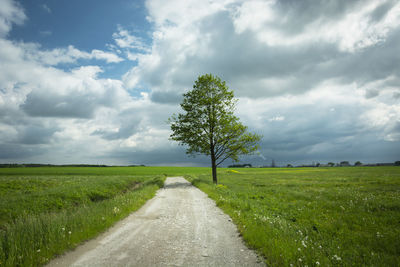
328, 28, 400, 86
269, 0, 362, 34
105, 145, 210, 166
133, 10, 341, 98
17, 125, 59, 144
365, 89, 380, 99
131, 1, 400, 101
21, 90, 96, 118
370, 1, 396, 22
20, 83, 123, 118
0, 143, 45, 159
150, 91, 182, 104
91, 121, 139, 140
1, 0, 399, 166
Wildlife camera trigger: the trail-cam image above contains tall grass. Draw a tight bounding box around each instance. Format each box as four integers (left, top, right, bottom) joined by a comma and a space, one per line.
188, 167, 400, 266
0, 167, 166, 266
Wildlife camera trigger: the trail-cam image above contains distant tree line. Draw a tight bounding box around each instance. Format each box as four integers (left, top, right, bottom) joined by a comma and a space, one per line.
287, 161, 400, 168
0, 164, 146, 168
228, 164, 252, 168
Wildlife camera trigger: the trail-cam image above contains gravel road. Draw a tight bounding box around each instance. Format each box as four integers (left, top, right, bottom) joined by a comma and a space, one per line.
48, 177, 265, 266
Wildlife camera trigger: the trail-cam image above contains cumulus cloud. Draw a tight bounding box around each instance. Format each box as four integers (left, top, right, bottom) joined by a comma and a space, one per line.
110, 25, 151, 63
231, 0, 400, 52
0, 0, 399, 165
23, 44, 124, 65
0, 0, 26, 37
112, 25, 149, 51
18, 65, 129, 118
124, 0, 400, 101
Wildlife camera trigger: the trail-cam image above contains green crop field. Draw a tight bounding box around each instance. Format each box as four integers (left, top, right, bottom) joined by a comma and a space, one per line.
0, 166, 208, 266
1, 166, 399, 266
188, 166, 400, 266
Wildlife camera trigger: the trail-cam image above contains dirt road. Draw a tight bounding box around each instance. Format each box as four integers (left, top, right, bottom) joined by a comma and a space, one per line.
48, 177, 264, 266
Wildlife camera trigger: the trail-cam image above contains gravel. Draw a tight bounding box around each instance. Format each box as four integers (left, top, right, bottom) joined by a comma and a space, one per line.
48, 177, 265, 266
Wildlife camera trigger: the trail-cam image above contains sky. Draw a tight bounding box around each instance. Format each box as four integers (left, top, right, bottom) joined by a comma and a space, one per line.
0, 0, 399, 167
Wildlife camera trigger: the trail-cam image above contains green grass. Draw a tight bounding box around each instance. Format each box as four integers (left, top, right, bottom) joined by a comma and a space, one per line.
2, 166, 399, 266
0, 166, 210, 266
188, 166, 400, 266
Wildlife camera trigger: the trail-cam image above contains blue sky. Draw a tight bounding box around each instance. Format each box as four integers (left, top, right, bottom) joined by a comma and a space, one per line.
10, 0, 149, 50
0, 0, 399, 166
9, 0, 150, 79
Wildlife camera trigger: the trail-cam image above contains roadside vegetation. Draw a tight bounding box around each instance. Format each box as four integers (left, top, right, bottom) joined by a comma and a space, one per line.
188, 166, 400, 266
0, 166, 194, 266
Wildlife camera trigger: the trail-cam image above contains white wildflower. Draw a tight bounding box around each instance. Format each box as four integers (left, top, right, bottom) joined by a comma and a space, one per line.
68, 231, 72, 235
113, 207, 120, 214
302, 240, 307, 248
316, 261, 320, 265
332, 255, 342, 261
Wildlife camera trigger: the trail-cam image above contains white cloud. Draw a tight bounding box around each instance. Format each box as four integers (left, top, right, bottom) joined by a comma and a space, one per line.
0, 0, 399, 165
112, 26, 149, 52
232, 0, 276, 34
29, 45, 123, 65
322, 1, 400, 52
90, 49, 123, 63
268, 116, 285, 122
0, 0, 26, 36
39, 30, 52, 36
230, 0, 400, 52
41, 4, 51, 14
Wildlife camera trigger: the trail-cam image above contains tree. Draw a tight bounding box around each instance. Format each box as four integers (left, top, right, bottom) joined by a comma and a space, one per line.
169, 74, 261, 184
340, 161, 350, 166
354, 161, 362, 166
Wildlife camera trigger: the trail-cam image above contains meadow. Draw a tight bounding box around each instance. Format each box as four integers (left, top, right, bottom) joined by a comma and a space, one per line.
1, 166, 399, 266
188, 166, 400, 266
0, 166, 208, 266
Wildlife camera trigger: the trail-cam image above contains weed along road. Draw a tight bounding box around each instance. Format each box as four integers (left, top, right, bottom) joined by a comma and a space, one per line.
48, 177, 264, 266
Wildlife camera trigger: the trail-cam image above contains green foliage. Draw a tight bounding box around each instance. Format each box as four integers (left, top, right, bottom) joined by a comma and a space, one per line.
169, 74, 261, 183
188, 167, 400, 266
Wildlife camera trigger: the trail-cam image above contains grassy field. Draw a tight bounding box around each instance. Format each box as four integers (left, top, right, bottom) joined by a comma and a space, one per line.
1, 166, 399, 266
188, 166, 400, 266
0, 166, 208, 266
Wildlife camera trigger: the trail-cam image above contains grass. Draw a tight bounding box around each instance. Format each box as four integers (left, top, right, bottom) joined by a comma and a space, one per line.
0, 166, 201, 266
2, 166, 399, 266
188, 166, 400, 266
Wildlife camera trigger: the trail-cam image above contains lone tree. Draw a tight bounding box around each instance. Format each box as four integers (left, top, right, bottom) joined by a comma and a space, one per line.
169, 74, 261, 184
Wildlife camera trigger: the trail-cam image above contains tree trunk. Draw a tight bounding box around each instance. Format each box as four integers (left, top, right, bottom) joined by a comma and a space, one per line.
211, 150, 218, 184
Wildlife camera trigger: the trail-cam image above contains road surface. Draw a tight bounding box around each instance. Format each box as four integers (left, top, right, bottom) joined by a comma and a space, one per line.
48, 177, 265, 266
